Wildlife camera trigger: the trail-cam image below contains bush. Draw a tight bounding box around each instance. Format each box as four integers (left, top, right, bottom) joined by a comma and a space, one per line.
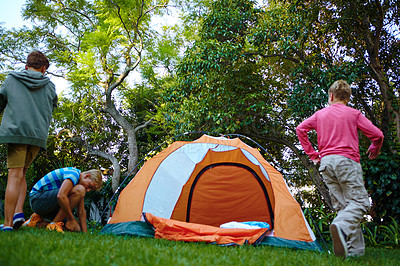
306, 205, 400, 248
381, 217, 400, 247
304, 205, 335, 243
362, 148, 400, 225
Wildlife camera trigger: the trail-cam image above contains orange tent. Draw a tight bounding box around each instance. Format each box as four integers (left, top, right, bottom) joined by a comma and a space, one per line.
101, 135, 321, 250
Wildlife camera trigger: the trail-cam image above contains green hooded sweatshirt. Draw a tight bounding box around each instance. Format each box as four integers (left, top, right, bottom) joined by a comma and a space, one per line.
0, 69, 58, 148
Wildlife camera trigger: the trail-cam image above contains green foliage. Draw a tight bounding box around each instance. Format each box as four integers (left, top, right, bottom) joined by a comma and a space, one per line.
381, 217, 400, 247
363, 217, 400, 248
304, 205, 335, 243
258, 0, 400, 221
289, 62, 368, 121
0, 0, 176, 189
164, 0, 327, 202
166, 0, 281, 135
362, 148, 400, 224
362, 222, 381, 247
305, 207, 400, 248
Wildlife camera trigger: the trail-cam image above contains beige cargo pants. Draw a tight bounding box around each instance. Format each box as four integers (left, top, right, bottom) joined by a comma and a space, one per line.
319, 155, 370, 256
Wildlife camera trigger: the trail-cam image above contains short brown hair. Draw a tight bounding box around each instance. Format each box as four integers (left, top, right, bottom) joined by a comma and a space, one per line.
26, 50, 50, 70
328, 80, 351, 102
83, 169, 103, 191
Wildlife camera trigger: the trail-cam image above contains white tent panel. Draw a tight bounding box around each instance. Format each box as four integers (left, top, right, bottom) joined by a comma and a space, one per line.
241, 149, 270, 181
143, 143, 252, 218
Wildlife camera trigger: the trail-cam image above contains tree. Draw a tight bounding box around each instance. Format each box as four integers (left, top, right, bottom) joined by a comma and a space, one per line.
164, 0, 400, 221
164, 0, 334, 209
283, 0, 400, 223
0, 0, 172, 192
330, 0, 400, 148
255, 0, 400, 222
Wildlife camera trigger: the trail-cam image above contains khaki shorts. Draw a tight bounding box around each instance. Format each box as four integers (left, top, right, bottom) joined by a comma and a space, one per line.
7, 144, 40, 169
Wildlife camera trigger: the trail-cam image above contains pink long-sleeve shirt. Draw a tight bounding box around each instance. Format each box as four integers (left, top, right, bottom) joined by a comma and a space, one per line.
296, 103, 383, 163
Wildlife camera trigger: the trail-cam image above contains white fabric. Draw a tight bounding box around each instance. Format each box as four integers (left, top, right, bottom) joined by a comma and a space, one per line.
142, 143, 271, 218
220, 221, 270, 229
241, 149, 270, 181
143, 143, 234, 218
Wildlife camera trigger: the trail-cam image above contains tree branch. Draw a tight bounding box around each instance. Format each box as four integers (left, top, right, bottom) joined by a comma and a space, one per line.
69, 136, 121, 192
134, 118, 153, 133
62, 7, 95, 27
244, 131, 334, 210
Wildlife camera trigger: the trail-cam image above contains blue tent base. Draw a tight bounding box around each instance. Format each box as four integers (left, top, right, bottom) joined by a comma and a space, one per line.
260, 235, 323, 252
100, 221, 155, 238
100, 221, 323, 252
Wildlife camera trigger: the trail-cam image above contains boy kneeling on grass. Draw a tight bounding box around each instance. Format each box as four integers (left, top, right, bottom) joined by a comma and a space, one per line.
23, 167, 102, 233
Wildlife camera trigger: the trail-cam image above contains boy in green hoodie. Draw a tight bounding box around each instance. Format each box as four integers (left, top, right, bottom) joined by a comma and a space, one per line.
0, 50, 58, 231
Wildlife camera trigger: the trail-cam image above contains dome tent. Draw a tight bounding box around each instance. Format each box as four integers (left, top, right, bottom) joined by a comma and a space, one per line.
100, 135, 322, 250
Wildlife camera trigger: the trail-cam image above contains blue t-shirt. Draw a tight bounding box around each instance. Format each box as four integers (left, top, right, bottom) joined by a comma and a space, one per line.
30, 167, 81, 196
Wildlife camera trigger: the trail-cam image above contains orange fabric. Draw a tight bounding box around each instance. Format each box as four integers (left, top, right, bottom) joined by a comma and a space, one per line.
109, 141, 189, 223
212, 138, 313, 241
190, 165, 271, 227
145, 213, 268, 245
268, 168, 313, 241
171, 149, 273, 227
109, 135, 314, 242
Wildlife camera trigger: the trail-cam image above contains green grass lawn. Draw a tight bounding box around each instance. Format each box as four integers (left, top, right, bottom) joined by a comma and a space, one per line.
1, 228, 399, 266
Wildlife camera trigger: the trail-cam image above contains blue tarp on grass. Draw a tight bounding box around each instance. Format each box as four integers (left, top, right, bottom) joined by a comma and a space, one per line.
100, 221, 323, 252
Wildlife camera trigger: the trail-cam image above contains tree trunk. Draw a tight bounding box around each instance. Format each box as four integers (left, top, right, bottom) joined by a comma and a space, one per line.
361, 10, 400, 148
245, 132, 334, 210
127, 131, 139, 175
297, 153, 334, 211
89, 149, 121, 192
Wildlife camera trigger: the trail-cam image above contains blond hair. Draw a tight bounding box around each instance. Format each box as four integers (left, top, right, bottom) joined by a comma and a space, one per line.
83, 169, 103, 191
328, 80, 351, 102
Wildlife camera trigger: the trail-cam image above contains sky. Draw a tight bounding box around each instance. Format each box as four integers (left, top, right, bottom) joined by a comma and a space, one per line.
0, 0, 174, 94
1, 0, 69, 94
1, 0, 26, 29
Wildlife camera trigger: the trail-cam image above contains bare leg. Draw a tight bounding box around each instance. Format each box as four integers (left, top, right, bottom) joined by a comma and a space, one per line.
4, 167, 24, 227
52, 185, 85, 223
14, 168, 28, 214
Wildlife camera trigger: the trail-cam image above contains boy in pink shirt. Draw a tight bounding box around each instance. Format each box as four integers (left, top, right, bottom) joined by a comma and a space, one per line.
296, 80, 383, 258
